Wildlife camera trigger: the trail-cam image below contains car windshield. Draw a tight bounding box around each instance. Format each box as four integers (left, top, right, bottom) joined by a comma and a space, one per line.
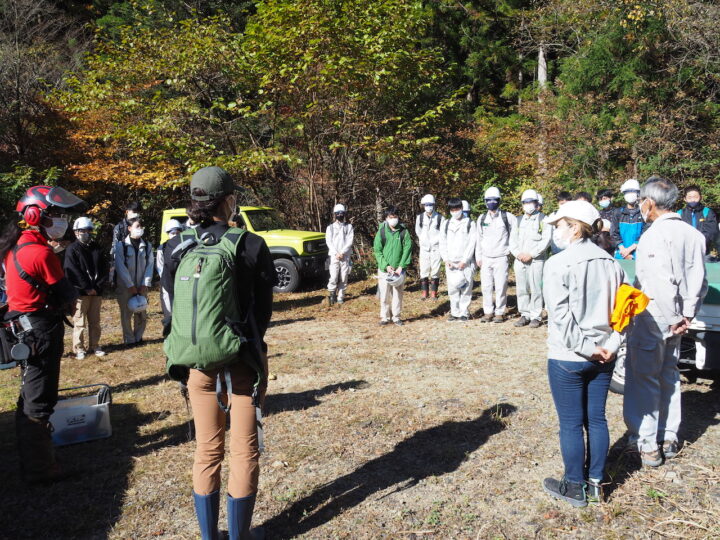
245, 209, 286, 231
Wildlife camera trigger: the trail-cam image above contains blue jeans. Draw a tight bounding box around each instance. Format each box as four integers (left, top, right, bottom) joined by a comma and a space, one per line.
547, 358, 614, 484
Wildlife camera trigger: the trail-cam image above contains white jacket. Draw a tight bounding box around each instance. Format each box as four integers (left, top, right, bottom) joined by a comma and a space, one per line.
114, 237, 154, 289
544, 239, 627, 361
440, 217, 476, 265
475, 210, 515, 259
510, 211, 552, 261
634, 212, 707, 331
415, 212, 442, 252
325, 221, 354, 260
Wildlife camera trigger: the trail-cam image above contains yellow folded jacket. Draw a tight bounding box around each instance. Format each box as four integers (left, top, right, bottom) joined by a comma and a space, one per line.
611, 283, 650, 332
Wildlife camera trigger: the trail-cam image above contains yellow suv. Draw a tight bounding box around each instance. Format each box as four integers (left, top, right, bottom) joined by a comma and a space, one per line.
160, 206, 328, 293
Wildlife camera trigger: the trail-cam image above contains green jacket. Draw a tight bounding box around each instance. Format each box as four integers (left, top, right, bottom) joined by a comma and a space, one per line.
373, 223, 413, 270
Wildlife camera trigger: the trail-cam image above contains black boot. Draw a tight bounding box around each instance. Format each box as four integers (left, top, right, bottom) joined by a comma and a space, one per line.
543, 477, 587, 508
16, 410, 67, 484
420, 278, 429, 300
328, 291, 336, 306
430, 278, 439, 300
227, 493, 264, 540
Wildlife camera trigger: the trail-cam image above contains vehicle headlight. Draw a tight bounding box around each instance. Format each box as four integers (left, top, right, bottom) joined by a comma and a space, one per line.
304, 240, 327, 253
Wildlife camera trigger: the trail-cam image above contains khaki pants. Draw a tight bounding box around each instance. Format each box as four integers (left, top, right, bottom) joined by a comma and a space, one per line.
72, 295, 102, 353
481, 256, 509, 316
377, 271, 404, 322
188, 364, 260, 498
116, 287, 147, 344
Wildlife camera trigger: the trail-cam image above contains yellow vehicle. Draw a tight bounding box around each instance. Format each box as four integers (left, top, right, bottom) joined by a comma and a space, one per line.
160, 206, 327, 293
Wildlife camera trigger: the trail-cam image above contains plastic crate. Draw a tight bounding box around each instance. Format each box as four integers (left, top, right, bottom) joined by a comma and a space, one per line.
50, 384, 112, 446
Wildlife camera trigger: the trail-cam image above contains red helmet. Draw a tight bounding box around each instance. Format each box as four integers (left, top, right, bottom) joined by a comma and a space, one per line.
16, 185, 86, 226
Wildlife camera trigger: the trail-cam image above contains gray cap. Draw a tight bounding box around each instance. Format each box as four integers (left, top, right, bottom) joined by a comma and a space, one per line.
190, 166, 240, 201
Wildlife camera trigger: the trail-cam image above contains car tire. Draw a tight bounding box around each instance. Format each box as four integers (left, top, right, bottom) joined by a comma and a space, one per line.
609, 345, 626, 395
274, 258, 300, 293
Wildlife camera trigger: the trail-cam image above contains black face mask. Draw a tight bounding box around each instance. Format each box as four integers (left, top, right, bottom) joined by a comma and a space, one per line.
335, 213, 346, 222
485, 200, 500, 211
687, 201, 700, 209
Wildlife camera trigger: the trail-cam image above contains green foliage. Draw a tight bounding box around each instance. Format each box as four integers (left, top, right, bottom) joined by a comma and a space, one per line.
0, 164, 61, 225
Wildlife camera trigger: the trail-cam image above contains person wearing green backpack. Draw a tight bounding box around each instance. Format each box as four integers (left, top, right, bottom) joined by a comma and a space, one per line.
163, 167, 276, 540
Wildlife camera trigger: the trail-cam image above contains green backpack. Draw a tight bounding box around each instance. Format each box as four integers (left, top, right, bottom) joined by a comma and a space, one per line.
163, 228, 263, 392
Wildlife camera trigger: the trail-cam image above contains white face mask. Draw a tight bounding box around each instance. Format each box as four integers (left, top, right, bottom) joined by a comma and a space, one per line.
387, 217, 399, 228
450, 210, 462, 220
639, 199, 650, 222
130, 227, 145, 239
76, 231, 91, 244
44, 217, 68, 240
424, 205, 434, 215
624, 192, 638, 204
599, 199, 611, 209
552, 226, 572, 250
523, 203, 537, 215
127, 211, 139, 220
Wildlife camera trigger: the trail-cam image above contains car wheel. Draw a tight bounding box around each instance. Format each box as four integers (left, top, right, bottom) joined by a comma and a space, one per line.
274, 258, 300, 293
609, 345, 626, 395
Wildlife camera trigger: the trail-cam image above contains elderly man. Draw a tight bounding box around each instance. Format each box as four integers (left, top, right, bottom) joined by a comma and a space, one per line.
624, 176, 708, 467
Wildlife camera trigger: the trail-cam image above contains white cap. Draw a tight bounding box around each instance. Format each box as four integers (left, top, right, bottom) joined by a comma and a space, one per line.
521, 189, 539, 202
461, 200, 470, 212
164, 218, 183, 233
602, 218, 611, 230
421, 194, 436, 205
333, 203, 346, 213
546, 200, 600, 226
484, 187, 501, 199
73, 216, 94, 230
620, 178, 640, 192
537, 193, 544, 205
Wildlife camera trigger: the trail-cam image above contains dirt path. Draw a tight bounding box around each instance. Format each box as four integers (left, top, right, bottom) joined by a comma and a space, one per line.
0, 281, 718, 539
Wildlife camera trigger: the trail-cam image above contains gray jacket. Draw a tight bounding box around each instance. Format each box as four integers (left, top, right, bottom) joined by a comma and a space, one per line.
510, 212, 551, 261
543, 239, 627, 362
114, 236, 154, 289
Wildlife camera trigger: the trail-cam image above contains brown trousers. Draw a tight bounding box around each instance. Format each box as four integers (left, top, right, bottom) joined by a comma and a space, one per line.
188, 363, 260, 497
72, 295, 102, 353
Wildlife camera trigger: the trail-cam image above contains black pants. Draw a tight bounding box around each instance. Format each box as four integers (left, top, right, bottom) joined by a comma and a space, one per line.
18, 314, 65, 419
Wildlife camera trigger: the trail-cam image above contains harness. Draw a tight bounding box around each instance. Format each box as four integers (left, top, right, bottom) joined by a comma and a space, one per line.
418, 212, 441, 230
479, 211, 510, 233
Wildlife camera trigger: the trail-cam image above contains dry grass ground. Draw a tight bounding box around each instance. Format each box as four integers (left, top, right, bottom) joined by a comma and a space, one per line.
0, 279, 718, 539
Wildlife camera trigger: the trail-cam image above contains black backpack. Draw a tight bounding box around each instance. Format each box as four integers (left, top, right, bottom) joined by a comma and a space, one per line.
418, 212, 441, 230
479, 211, 510, 233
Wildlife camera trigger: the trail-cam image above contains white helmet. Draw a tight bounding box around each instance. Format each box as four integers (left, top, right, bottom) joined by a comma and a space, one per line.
484, 187, 501, 199
620, 178, 640, 192
420, 194, 436, 206
73, 216, 94, 230
537, 193, 544, 206
461, 200, 471, 212
385, 272, 406, 288
521, 189, 539, 202
446, 268, 469, 292
127, 294, 148, 314
164, 218, 183, 233
333, 203, 346, 213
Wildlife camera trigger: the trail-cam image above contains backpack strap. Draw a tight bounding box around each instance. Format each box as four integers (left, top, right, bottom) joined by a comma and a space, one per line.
480, 213, 487, 228
380, 223, 387, 246
501, 211, 510, 233
12, 243, 50, 294
434, 214, 441, 230
466, 219, 471, 234
445, 219, 450, 235
418, 212, 424, 228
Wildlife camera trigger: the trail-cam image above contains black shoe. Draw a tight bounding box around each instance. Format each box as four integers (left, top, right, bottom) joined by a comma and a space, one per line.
328, 292, 337, 306
379, 320, 389, 326
514, 316, 529, 327
543, 477, 587, 508
528, 319, 542, 328
662, 440, 680, 459
394, 320, 404, 327
447, 315, 457, 322
458, 316, 468, 322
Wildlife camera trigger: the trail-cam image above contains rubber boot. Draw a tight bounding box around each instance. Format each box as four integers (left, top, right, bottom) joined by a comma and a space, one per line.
228, 493, 265, 540
328, 291, 336, 306
193, 491, 220, 540
16, 409, 66, 484
430, 278, 439, 300
420, 278, 429, 300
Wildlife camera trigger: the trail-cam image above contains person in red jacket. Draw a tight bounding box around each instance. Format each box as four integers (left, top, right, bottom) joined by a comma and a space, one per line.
0, 185, 86, 483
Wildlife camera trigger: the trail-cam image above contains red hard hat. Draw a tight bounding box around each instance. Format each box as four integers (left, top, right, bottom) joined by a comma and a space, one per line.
16, 185, 86, 215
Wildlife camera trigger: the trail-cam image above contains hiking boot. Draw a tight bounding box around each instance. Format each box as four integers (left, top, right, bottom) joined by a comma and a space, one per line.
586, 480, 603, 504
393, 320, 404, 327
480, 314, 493, 323
379, 320, 389, 326
641, 449, 663, 467
662, 440, 680, 460
328, 291, 337, 306
458, 316, 469, 322
447, 315, 458, 322
543, 477, 587, 508
16, 412, 73, 484
528, 319, 542, 328
493, 315, 505, 323
514, 316, 529, 327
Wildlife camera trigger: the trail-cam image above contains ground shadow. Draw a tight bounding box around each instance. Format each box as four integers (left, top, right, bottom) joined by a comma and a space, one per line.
264, 380, 368, 416
0, 402, 188, 538
262, 403, 517, 538
269, 316, 315, 328
111, 373, 168, 394
273, 294, 325, 311
404, 299, 451, 322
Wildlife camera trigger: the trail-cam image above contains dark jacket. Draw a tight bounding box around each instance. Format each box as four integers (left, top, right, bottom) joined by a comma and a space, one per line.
111, 219, 130, 256
610, 205, 649, 259
599, 206, 616, 222
678, 204, 717, 253
63, 240, 110, 295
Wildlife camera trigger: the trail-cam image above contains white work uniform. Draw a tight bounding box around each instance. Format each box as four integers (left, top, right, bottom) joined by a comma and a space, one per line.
476, 210, 515, 316
510, 212, 551, 321
415, 212, 442, 280
326, 221, 354, 299
624, 213, 707, 453
440, 217, 477, 317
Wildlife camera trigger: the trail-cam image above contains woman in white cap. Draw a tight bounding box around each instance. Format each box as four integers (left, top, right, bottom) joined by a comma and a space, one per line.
326, 203, 354, 305
541, 200, 627, 508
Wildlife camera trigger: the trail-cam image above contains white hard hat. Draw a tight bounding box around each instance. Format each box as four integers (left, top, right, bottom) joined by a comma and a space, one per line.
73, 216, 94, 230
461, 200, 471, 212
385, 272, 406, 288
127, 294, 148, 314
446, 268, 469, 292
521, 189, 539, 202
484, 187, 501, 199
537, 193, 544, 205
620, 178, 640, 192
546, 200, 600, 227
164, 218, 183, 233
333, 203, 346, 213
421, 194, 436, 206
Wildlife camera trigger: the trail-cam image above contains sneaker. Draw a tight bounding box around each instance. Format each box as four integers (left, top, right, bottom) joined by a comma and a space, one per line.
337, 296, 344, 305
543, 477, 587, 508
458, 316, 469, 322
379, 320, 389, 326
75, 351, 86, 360
586, 480, 603, 504
480, 314, 493, 323
447, 315, 458, 322
641, 449, 663, 467
493, 315, 505, 323
662, 440, 680, 460
393, 320, 404, 327
528, 319, 542, 328
93, 349, 106, 357
514, 316, 529, 327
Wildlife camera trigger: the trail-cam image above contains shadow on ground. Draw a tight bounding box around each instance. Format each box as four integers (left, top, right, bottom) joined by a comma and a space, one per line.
262, 402, 516, 538
264, 380, 368, 416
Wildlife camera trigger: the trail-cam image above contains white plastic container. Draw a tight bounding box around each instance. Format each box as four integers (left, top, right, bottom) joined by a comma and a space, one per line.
50, 384, 112, 446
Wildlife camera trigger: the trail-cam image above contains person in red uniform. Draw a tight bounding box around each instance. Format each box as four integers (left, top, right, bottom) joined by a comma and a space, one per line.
0, 185, 86, 483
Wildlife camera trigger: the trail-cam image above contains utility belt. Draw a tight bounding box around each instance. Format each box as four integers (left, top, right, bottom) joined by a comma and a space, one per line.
1, 308, 62, 370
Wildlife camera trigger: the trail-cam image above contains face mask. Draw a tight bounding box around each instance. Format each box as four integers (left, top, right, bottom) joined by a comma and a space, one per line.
52, 243, 66, 254
639, 200, 650, 222
485, 200, 499, 211
130, 227, 145, 239
599, 199, 611, 209
450, 210, 462, 220
77, 231, 91, 244
624, 192, 638, 204
387, 217, 399, 228
424, 205, 434, 214
335, 213, 345, 222
523, 203, 536, 215
127, 211, 139, 220
44, 217, 68, 240
687, 201, 700, 209
552, 227, 572, 250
